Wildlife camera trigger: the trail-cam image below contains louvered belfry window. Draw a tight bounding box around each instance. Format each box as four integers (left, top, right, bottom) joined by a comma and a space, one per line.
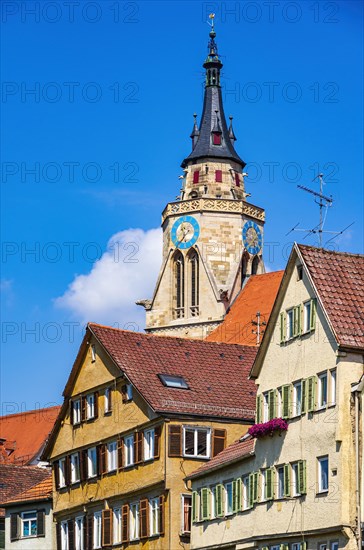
174, 252, 185, 319
189, 250, 199, 317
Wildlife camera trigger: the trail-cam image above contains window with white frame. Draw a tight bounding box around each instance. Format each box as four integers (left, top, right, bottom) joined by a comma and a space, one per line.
225, 481, 233, 515
21, 511, 37, 537
287, 308, 294, 339
124, 435, 134, 467
329, 369, 337, 406
319, 544, 327, 550
86, 393, 95, 419
293, 381, 302, 416
276, 387, 282, 418
277, 465, 285, 499
107, 441, 117, 472
149, 497, 159, 536
262, 392, 269, 422
271, 546, 280, 550
260, 470, 266, 501
91, 344, 96, 362
125, 384, 133, 401
104, 387, 111, 414
331, 542, 339, 550
59, 457, 66, 488
292, 462, 300, 496
242, 476, 250, 510
181, 494, 192, 533
70, 452, 80, 483
318, 372, 328, 408
210, 486, 216, 518
318, 456, 329, 492
303, 300, 311, 332
72, 399, 81, 424
93, 512, 102, 549
75, 516, 84, 550
61, 520, 69, 550
292, 544, 302, 550
183, 427, 211, 459
144, 429, 155, 461
87, 447, 97, 478
129, 503, 139, 540
113, 508, 121, 544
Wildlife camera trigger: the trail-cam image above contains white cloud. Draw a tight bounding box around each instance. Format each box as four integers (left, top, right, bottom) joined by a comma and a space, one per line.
55, 228, 162, 330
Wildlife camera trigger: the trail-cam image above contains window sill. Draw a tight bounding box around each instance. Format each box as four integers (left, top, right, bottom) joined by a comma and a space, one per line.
182, 455, 210, 461
104, 411, 112, 416
316, 490, 329, 496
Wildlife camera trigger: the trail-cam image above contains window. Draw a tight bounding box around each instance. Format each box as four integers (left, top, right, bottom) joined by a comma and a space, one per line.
331, 543, 339, 550
159, 374, 189, 389
124, 435, 134, 467
107, 441, 118, 472
318, 372, 328, 408
87, 447, 97, 478
72, 399, 81, 425
251, 256, 259, 275
21, 511, 37, 538
61, 521, 68, 550
277, 466, 285, 499
130, 503, 139, 540
213, 133, 221, 145
189, 250, 199, 316
91, 344, 96, 362
125, 384, 133, 401
303, 301, 311, 332
262, 392, 269, 422
293, 381, 302, 416
292, 544, 304, 550
242, 476, 250, 510
215, 170, 222, 182
59, 458, 66, 488
271, 546, 280, 550
104, 387, 112, 413
113, 508, 121, 544
318, 456, 329, 493
86, 393, 95, 419
93, 512, 102, 549
181, 495, 192, 533
225, 482, 233, 515
276, 388, 283, 418
329, 369, 336, 406
260, 470, 266, 501
319, 545, 327, 550
210, 486, 216, 518
193, 170, 200, 184
144, 429, 155, 461
149, 497, 159, 536
75, 516, 84, 550
235, 172, 240, 187
287, 308, 294, 339
292, 463, 300, 496
174, 252, 185, 319
70, 452, 80, 483
183, 427, 211, 458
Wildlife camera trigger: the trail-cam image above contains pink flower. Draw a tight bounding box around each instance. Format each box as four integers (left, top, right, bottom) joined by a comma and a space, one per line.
248, 418, 288, 439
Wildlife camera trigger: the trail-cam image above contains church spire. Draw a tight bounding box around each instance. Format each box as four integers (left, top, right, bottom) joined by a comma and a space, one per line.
181, 16, 245, 169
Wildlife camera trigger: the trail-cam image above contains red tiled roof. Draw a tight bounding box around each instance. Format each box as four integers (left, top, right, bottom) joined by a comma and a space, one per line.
0, 406, 61, 465
0, 465, 51, 516
2, 475, 52, 507
189, 436, 255, 479
88, 324, 258, 420
206, 272, 284, 345
298, 245, 364, 349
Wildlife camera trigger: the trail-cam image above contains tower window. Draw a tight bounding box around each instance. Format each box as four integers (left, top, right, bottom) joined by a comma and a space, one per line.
174, 252, 185, 319
252, 256, 260, 275
241, 252, 249, 287
189, 250, 199, 317
235, 173, 240, 187
193, 170, 200, 184
215, 170, 222, 182
213, 134, 221, 145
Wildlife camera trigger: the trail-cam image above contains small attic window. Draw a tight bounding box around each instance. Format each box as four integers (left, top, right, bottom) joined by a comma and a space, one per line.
213, 134, 221, 145
159, 374, 189, 389
297, 265, 303, 281
91, 345, 96, 362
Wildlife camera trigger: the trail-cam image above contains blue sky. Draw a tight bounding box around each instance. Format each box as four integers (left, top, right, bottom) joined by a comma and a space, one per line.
1, 1, 363, 411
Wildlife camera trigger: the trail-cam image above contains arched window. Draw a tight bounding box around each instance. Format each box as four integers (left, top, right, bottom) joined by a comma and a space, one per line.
252, 256, 260, 275
241, 252, 249, 287
174, 252, 185, 319
189, 250, 199, 317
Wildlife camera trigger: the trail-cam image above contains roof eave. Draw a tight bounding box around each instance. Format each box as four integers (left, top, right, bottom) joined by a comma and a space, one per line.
187, 450, 255, 481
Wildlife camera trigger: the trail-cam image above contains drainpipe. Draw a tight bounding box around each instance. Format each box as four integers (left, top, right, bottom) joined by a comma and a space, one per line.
352, 376, 364, 549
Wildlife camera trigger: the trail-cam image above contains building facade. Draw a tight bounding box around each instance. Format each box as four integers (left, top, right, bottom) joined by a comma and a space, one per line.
137, 19, 266, 339
188, 244, 364, 549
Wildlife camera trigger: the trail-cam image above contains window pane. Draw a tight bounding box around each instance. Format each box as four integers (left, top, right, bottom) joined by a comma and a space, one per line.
184, 429, 195, 455
320, 457, 329, 491
197, 430, 207, 456
225, 483, 233, 514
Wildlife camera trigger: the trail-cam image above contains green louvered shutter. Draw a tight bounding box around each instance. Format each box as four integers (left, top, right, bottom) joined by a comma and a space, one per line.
256, 394, 262, 424
200, 488, 210, 520
280, 545, 289, 550
232, 479, 242, 513
301, 379, 307, 414
298, 304, 303, 335
216, 484, 224, 517
307, 376, 317, 412
265, 468, 274, 500
283, 464, 291, 497
268, 389, 276, 420
298, 460, 307, 494
293, 306, 299, 337
192, 491, 198, 522
301, 542, 307, 550
280, 312, 286, 343
248, 474, 254, 508
310, 299, 317, 331
262, 547, 269, 550
252, 472, 259, 503
282, 384, 291, 419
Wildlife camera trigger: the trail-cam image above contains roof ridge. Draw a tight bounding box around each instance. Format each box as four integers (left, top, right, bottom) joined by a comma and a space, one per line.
298, 243, 364, 259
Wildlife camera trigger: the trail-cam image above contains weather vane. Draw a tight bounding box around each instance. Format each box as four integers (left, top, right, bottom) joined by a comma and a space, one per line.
286, 173, 354, 248
208, 13, 215, 27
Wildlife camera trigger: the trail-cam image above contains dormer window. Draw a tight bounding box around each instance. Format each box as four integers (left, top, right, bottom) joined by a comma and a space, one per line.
159, 374, 189, 389
212, 133, 221, 145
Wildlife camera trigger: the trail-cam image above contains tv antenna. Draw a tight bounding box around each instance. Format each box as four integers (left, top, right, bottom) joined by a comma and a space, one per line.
286, 173, 354, 247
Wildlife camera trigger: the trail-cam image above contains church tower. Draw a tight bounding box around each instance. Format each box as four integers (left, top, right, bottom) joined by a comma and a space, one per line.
137, 18, 265, 338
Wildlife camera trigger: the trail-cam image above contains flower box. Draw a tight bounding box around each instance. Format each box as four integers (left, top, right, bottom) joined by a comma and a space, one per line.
248, 418, 288, 439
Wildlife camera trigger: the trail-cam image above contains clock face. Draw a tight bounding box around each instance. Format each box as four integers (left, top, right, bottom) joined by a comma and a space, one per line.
171, 216, 200, 249
242, 221, 262, 255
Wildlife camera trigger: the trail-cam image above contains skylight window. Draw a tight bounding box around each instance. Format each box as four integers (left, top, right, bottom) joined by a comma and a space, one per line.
159, 374, 189, 389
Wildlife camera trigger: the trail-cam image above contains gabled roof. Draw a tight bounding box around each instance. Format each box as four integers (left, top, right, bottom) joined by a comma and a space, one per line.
0, 406, 61, 465
2, 475, 52, 507
0, 465, 51, 516
206, 271, 284, 345
297, 244, 364, 349
88, 324, 257, 420
188, 436, 255, 479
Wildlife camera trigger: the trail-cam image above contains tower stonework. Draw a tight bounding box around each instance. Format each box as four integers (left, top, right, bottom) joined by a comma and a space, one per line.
137, 22, 265, 339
